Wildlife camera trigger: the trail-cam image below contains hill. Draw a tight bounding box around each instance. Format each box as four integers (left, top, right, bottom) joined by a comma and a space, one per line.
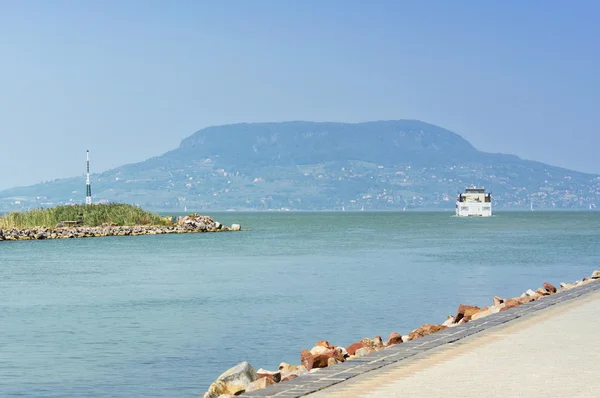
1, 120, 599, 211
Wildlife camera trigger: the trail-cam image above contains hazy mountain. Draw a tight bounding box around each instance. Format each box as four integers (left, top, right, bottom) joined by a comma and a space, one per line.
1, 120, 599, 211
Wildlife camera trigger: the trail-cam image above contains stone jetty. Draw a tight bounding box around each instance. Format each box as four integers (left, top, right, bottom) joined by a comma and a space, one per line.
0, 214, 240, 241
200, 270, 600, 398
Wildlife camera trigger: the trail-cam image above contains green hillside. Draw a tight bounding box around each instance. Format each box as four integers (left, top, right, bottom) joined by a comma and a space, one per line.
1, 120, 599, 211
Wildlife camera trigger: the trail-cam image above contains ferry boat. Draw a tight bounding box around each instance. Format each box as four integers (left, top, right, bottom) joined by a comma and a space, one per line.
456, 186, 492, 217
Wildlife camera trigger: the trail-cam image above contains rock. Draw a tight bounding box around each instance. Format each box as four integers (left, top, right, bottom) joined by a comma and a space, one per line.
402, 334, 410, 341
536, 287, 551, 296
361, 336, 384, 351
327, 357, 340, 366
560, 282, 574, 290
231, 224, 242, 231
471, 306, 501, 321
256, 369, 281, 383
300, 350, 314, 371
543, 282, 557, 294
207, 361, 258, 398
454, 304, 481, 323
354, 347, 374, 358
335, 346, 349, 358
517, 295, 536, 304
311, 354, 331, 369
245, 377, 275, 392
386, 332, 403, 346
493, 296, 504, 307
278, 363, 307, 379
500, 298, 521, 311
525, 289, 537, 296
346, 342, 367, 356
408, 324, 447, 340
591, 270, 600, 279
442, 316, 455, 327
309, 345, 330, 356
281, 374, 298, 382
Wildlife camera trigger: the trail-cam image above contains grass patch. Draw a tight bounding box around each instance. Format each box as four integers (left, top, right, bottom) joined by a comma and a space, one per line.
0, 203, 171, 229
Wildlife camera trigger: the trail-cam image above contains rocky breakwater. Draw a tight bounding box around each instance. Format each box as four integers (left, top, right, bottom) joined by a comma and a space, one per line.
200, 270, 600, 398
0, 214, 241, 241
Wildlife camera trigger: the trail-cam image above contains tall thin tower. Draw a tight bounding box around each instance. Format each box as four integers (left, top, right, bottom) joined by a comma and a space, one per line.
85, 150, 92, 205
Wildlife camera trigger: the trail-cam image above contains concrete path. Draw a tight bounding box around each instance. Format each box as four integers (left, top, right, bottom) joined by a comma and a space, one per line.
308, 289, 600, 397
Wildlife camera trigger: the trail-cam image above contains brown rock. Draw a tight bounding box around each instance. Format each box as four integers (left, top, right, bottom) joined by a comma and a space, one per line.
516, 295, 535, 305
536, 287, 551, 296
311, 353, 330, 369
471, 306, 500, 321
346, 342, 367, 356
543, 282, 557, 294
257, 371, 281, 383
408, 324, 447, 341
300, 350, 314, 371
324, 348, 345, 362
386, 332, 403, 346
245, 377, 275, 392
327, 357, 340, 366
281, 374, 298, 382
454, 304, 481, 323
500, 298, 521, 311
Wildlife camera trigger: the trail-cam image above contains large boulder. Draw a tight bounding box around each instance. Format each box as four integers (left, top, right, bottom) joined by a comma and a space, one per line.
346, 342, 367, 356
500, 298, 521, 311
311, 353, 331, 369
591, 270, 600, 279
543, 282, 557, 294
361, 336, 384, 351
354, 347, 375, 358
278, 363, 307, 379
471, 306, 501, 321
300, 350, 314, 371
408, 324, 447, 341
386, 332, 403, 346
454, 304, 481, 323
206, 361, 258, 397
256, 369, 281, 383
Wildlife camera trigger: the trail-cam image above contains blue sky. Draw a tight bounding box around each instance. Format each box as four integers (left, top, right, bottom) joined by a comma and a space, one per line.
0, 0, 598, 189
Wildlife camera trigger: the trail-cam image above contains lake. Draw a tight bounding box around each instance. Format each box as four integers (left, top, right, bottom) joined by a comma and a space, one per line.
1, 211, 599, 397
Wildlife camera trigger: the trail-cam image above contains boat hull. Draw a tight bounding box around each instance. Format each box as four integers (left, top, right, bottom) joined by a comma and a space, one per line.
455, 201, 492, 217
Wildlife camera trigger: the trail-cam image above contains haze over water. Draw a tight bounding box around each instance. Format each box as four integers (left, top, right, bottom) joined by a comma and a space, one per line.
1, 211, 599, 397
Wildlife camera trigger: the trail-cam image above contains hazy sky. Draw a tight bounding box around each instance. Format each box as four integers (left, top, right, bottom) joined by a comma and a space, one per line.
1, 0, 599, 190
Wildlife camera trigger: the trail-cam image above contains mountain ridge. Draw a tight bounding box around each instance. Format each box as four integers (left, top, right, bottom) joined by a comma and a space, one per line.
1, 120, 598, 211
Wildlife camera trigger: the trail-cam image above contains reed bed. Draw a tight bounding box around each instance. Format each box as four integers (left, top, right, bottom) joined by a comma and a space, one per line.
0, 204, 170, 229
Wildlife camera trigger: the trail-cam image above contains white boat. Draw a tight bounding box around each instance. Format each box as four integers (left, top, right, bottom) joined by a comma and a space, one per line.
456, 186, 492, 217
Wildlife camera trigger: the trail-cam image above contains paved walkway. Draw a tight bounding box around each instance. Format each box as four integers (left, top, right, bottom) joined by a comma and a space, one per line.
308, 288, 600, 397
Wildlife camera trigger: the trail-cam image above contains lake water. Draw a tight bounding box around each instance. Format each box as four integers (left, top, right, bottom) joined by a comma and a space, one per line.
1, 211, 599, 397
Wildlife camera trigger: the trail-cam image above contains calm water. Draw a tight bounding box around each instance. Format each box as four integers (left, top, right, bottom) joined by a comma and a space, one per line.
1, 211, 599, 397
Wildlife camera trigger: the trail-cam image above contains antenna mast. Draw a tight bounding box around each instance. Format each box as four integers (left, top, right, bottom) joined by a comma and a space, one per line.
86, 150, 92, 205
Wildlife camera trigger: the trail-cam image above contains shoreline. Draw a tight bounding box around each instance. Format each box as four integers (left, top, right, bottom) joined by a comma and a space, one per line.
0, 214, 241, 242
201, 270, 600, 398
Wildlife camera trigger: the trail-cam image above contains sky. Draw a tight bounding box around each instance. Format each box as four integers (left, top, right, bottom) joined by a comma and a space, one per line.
0, 0, 599, 190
